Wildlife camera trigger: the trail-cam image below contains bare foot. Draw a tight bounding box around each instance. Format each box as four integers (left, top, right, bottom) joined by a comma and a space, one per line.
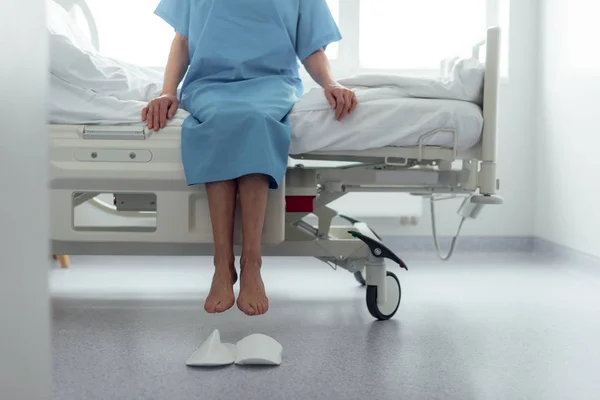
204, 266, 237, 314
237, 264, 269, 316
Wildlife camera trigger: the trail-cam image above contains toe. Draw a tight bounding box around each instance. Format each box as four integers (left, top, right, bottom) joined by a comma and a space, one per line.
215, 299, 233, 313
258, 301, 269, 315
254, 302, 264, 316
214, 301, 225, 313
244, 303, 256, 316
237, 298, 256, 316
204, 300, 217, 314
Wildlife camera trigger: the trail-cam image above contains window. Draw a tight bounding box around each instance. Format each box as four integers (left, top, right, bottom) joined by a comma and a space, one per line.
73, 0, 174, 68
324, 0, 340, 59
331, 0, 509, 76
76, 0, 509, 76
359, 0, 487, 70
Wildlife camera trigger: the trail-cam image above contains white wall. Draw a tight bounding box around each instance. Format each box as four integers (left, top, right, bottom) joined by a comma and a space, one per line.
0, 0, 53, 399
363, 0, 540, 237
535, 0, 600, 257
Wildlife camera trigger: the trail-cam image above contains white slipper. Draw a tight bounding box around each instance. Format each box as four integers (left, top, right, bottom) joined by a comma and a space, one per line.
185, 329, 236, 367
235, 334, 283, 366
186, 331, 282, 367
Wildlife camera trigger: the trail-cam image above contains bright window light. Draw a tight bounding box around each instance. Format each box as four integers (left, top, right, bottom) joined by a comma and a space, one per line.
85, 0, 172, 67
84, 0, 340, 67
78, 0, 507, 76
359, 0, 487, 70
499, 0, 510, 77
325, 0, 340, 59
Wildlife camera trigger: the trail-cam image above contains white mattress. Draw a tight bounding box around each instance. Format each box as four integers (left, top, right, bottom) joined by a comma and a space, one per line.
47, 12, 485, 154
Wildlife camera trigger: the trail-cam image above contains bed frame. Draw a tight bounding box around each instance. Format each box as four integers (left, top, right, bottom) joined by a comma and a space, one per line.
49, 27, 502, 320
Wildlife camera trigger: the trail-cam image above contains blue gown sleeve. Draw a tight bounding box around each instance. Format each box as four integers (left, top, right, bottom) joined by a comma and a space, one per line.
296, 0, 343, 61
154, 0, 191, 38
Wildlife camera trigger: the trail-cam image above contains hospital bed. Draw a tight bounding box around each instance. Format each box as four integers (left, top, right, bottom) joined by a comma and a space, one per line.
48, 11, 502, 319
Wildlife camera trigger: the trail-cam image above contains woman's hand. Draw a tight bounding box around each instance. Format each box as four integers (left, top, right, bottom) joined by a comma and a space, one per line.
302, 50, 358, 120
324, 83, 358, 121
142, 94, 179, 131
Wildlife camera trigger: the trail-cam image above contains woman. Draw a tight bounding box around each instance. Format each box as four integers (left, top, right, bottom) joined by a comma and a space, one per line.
142, 0, 357, 316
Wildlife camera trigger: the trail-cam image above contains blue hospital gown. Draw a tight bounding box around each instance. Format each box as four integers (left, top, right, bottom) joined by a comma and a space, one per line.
154, 0, 342, 189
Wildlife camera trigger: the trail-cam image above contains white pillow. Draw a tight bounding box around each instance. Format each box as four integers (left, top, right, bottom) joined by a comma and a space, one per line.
49, 31, 164, 102
47, 0, 164, 102
46, 0, 95, 53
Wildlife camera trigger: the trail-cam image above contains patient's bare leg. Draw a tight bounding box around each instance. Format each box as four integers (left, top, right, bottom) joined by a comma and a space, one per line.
204, 180, 238, 314
236, 174, 270, 316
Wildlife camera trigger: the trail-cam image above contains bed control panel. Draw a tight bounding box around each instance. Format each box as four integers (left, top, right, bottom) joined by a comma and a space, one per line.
74, 149, 152, 162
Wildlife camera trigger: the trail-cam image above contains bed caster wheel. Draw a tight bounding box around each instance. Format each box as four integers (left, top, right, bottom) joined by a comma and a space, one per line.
366, 271, 401, 321
354, 270, 366, 286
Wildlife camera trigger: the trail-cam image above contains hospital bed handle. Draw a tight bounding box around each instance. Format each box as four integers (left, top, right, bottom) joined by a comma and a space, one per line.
76, 1, 101, 51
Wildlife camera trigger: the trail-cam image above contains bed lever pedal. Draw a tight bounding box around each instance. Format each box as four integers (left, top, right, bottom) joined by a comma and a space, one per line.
349, 231, 408, 271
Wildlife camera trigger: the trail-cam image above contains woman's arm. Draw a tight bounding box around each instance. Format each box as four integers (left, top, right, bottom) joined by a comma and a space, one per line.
161, 33, 190, 96
303, 49, 357, 121
302, 48, 335, 88
143, 33, 190, 131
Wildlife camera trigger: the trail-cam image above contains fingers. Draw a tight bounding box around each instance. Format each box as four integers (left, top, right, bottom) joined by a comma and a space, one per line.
342, 92, 352, 117
326, 92, 336, 109
153, 105, 160, 132
146, 105, 154, 129
327, 88, 357, 121
159, 100, 167, 129
334, 92, 345, 121
167, 101, 177, 120
145, 97, 178, 131
349, 95, 358, 114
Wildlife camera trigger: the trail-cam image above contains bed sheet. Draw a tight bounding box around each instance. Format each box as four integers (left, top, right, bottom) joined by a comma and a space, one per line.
289, 96, 482, 154
50, 75, 483, 154
49, 71, 484, 153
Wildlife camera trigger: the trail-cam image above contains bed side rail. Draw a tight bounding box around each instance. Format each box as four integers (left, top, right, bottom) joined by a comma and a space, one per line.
480, 26, 501, 195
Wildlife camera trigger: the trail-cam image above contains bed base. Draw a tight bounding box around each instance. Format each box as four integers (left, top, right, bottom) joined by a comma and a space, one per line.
50, 140, 499, 321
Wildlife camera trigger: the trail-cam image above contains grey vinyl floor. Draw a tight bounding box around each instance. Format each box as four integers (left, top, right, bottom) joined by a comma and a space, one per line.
50, 252, 600, 400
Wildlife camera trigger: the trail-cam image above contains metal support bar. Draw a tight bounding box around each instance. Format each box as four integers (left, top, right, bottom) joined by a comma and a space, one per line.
52, 238, 371, 259
317, 168, 441, 187
461, 159, 479, 191
315, 206, 338, 238
315, 191, 346, 209
72, 192, 98, 207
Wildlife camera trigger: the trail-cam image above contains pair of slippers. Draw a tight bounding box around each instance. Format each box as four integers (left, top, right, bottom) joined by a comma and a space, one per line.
186, 329, 283, 367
